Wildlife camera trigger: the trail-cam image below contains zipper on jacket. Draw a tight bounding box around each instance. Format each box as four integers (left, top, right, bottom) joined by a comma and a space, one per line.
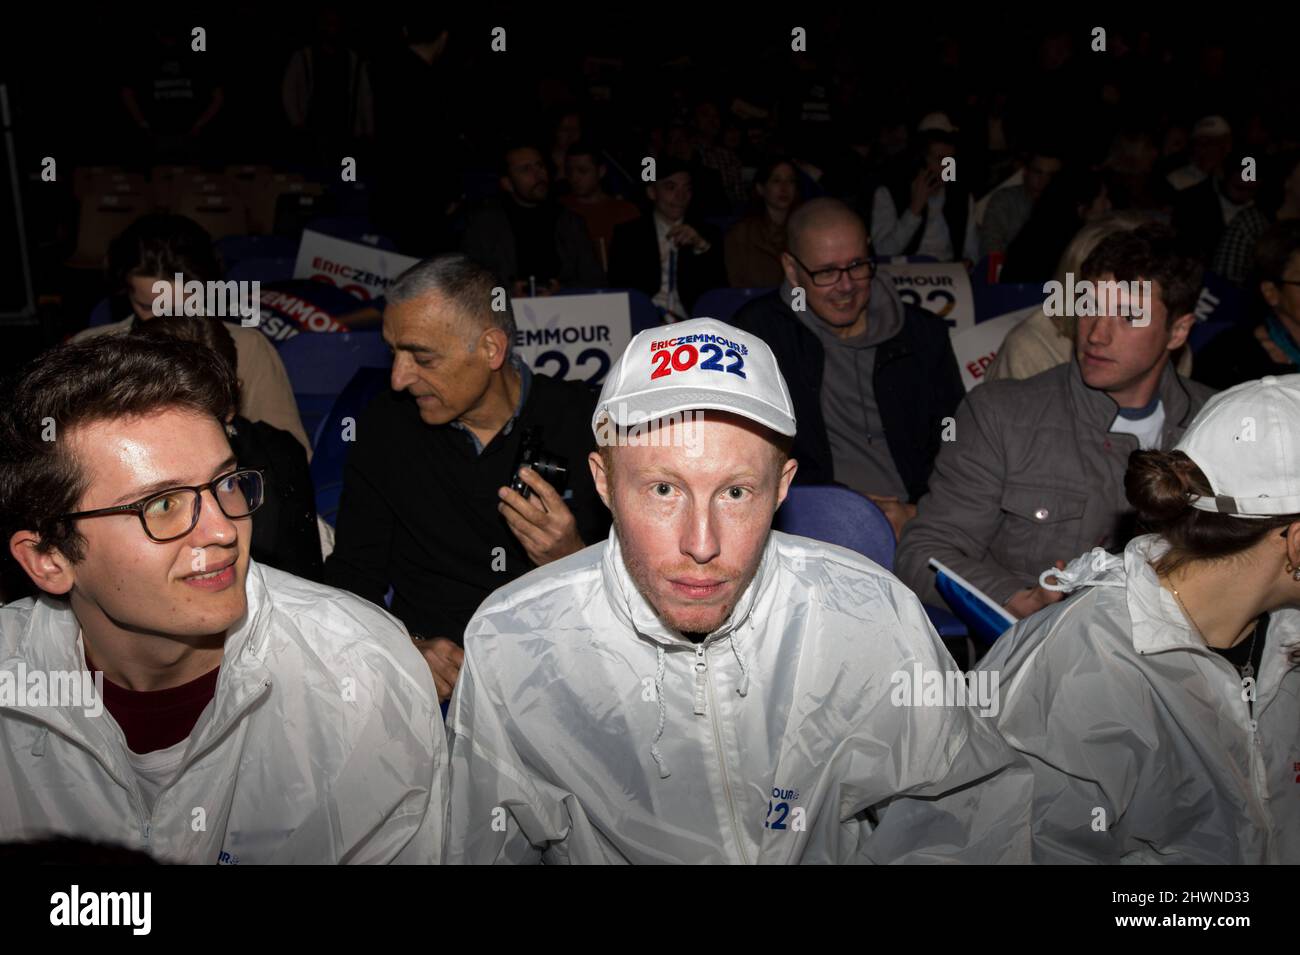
1208, 653, 1277, 860
1240, 678, 1276, 861
693, 645, 707, 715
699, 643, 750, 864
8, 708, 155, 849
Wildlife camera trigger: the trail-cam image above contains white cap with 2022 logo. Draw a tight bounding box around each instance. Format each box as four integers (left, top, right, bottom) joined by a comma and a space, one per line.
592, 317, 797, 438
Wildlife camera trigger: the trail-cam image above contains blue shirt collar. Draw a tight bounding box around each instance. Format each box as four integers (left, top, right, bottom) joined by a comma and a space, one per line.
450, 355, 532, 455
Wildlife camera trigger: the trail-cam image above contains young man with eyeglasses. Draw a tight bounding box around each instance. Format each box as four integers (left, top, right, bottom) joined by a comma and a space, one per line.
730, 198, 964, 539
0, 336, 445, 863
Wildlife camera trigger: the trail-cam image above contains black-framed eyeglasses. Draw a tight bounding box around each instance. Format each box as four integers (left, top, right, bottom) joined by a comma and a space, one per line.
58, 469, 265, 543
788, 253, 875, 287
1274, 278, 1300, 287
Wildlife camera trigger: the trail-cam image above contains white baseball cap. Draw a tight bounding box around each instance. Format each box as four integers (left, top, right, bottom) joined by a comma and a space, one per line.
593, 317, 796, 438
1192, 115, 1231, 139
917, 112, 959, 134
1177, 375, 1300, 518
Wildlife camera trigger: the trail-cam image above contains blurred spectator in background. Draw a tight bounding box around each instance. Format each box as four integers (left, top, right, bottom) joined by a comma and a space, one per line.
1166, 115, 1232, 192
130, 316, 323, 581
658, 123, 731, 218
724, 157, 800, 288
120, 16, 224, 163
1101, 129, 1172, 213
73, 215, 310, 455
548, 111, 583, 191
560, 141, 641, 273
979, 143, 1063, 259
1213, 151, 1300, 285
690, 97, 747, 208
281, 5, 375, 160
1195, 221, 1300, 388
731, 199, 963, 539
871, 114, 977, 263
1172, 148, 1257, 262
463, 143, 605, 295
1001, 166, 1112, 283
371, 15, 464, 255
607, 160, 725, 319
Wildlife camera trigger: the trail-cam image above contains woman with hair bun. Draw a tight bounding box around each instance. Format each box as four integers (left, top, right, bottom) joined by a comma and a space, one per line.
967, 374, 1300, 863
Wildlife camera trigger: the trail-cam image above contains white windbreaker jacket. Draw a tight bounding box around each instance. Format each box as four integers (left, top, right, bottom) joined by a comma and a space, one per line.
973, 534, 1300, 863
445, 529, 1026, 863
0, 560, 445, 863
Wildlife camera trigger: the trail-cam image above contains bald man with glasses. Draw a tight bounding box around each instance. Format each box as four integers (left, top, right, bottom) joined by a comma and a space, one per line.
730, 198, 964, 540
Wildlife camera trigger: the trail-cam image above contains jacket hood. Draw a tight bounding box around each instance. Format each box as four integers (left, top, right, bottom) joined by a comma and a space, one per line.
1039, 534, 1300, 660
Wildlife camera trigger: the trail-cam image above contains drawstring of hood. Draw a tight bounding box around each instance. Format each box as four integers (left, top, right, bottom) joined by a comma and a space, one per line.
1040, 547, 1125, 593
729, 622, 752, 697
647, 609, 757, 779
650, 645, 670, 779
602, 529, 773, 781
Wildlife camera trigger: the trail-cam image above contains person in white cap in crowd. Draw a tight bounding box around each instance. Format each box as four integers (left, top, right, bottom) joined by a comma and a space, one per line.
1166, 115, 1233, 192
948, 375, 1300, 863
444, 317, 1027, 864
870, 112, 979, 263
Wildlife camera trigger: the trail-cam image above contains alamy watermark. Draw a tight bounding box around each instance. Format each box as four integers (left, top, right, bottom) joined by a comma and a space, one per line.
889, 663, 1000, 718
0, 663, 104, 718
1042, 274, 1154, 326
151, 273, 261, 326
594, 406, 706, 456
50, 885, 151, 935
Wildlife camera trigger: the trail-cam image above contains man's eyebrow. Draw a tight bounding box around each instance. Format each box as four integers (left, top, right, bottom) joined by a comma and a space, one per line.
810, 256, 869, 270
630, 465, 764, 484
110, 454, 239, 506
392, 341, 436, 355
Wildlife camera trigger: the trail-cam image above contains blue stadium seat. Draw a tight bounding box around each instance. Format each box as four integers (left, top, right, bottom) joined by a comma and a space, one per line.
276, 329, 392, 442
216, 234, 298, 269
88, 296, 115, 328
1189, 319, 1234, 353
772, 484, 967, 638
226, 257, 296, 284
972, 282, 1047, 323
692, 287, 774, 321
310, 366, 390, 526
773, 484, 895, 569
303, 215, 397, 251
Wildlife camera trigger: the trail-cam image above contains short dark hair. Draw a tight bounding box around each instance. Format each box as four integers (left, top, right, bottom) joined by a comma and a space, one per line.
0, 335, 237, 564
106, 214, 222, 293
652, 158, 694, 184
1253, 220, 1300, 286
387, 253, 516, 356
565, 140, 603, 164
501, 142, 544, 176
1028, 140, 1065, 163
1080, 222, 1203, 319
754, 156, 798, 187
129, 316, 241, 412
